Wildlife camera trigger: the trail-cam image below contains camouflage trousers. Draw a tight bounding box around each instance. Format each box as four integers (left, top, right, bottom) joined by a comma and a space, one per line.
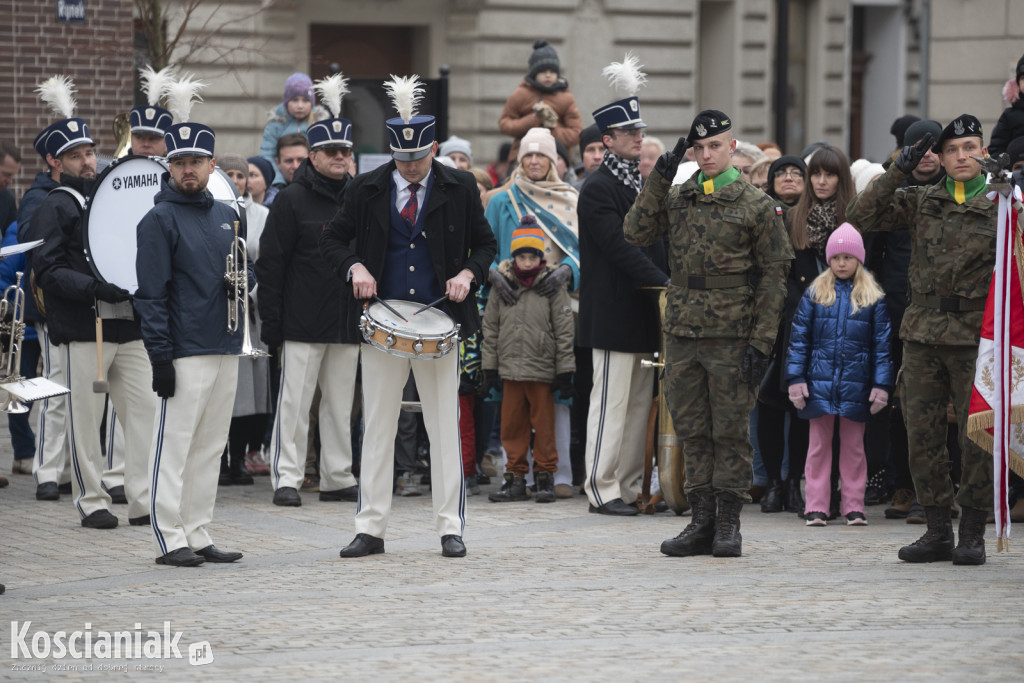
664, 336, 755, 499
900, 341, 993, 509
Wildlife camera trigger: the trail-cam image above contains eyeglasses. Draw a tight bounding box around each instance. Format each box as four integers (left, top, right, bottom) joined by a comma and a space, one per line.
614, 129, 645, 139
317, 147, 352, 157
773, 168, 804, 179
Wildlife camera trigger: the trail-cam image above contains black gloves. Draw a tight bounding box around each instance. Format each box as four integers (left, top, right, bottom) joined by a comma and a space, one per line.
894, 133, 935, 174
551, 372, 575, 400
653, 136, 692, 181
480, 369, 502, 396
740, 346, 770, 389
94, 282, 131, 303
488, 268, 519, 306
534, 264, 572, 298
152, 360, 175, 398
459, 376, 478, 396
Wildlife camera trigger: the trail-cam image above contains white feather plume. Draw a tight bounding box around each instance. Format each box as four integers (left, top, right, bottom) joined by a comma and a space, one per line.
383, 74, 424, 124
315, 73, 350, 119
602, 52, 647, 97
36, 75, 77, 119
164, 73, 207, 124
139, 64, 177, 107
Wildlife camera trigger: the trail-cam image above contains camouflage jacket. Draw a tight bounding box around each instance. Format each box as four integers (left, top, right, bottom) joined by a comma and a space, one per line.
624, 170, 793, 355
846, 164, 995, 346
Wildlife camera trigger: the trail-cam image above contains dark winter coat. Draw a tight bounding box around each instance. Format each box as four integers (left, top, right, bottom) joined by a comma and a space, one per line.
256, 158, 357, 346
16, 171, 62, 325
988, 97, 1024, 158
785, 278, 893, 422
30, 175, 142, 346
318, 159, 497, 339
577, 164, 669, 353
135, 174, 250, 362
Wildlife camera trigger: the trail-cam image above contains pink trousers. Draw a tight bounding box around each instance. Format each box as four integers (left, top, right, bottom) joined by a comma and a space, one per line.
804, 415, 867, 516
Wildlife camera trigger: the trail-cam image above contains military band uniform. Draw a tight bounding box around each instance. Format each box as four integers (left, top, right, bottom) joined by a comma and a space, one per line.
258, 157, 360, 503
30, 174, 156, 527
626, 166, 791, 498
320, 158, 496, 549
135, 173, 249, 562
846, 153, 994, 515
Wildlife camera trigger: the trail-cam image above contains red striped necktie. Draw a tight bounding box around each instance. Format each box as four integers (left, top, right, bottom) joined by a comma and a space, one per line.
401, 182, 421, 228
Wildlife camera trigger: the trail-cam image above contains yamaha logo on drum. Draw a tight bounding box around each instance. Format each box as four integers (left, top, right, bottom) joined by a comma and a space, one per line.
112, 173, 160, 191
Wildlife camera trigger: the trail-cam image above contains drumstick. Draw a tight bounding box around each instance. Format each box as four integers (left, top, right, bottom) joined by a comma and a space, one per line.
372, 296, 408, 322
93, 306, 109, 393
411, 295, 447, 316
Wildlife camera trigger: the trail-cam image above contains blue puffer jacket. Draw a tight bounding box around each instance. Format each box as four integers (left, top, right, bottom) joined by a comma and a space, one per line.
135, 174, 252, 362
785, 278, 893, 422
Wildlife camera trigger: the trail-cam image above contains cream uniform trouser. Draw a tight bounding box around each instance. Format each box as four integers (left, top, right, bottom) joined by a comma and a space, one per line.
270, 341, 360, 491
101, 399, 126, 493
584, 349, 653, 508
66, 340, 156, 520
33, 324, 71, 486
149, 355, 238, 557
355, 345, 465, 539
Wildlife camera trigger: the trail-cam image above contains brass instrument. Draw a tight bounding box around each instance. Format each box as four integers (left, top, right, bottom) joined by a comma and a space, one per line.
1, 272, 31, 414
226, 221, 267, 358
639, 288, 688, 514
112, 112, 132, 159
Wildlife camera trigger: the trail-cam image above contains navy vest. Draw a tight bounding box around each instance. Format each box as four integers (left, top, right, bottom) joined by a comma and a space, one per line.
379, 175, 442, 305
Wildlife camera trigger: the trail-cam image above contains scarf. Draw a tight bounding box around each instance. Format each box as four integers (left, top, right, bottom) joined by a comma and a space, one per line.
603, 151, 641, 193
523, 76, 569, 94
806, 197, 838, 252
513, 260, 547, 288
696, 166, 741, 195
510, 168, 581, 270
945, 175, 987, 204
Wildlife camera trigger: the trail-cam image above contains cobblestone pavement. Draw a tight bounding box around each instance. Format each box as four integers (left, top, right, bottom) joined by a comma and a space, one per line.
1, 439, 1022, 682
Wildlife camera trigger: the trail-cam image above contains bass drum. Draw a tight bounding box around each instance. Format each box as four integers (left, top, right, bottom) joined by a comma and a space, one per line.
207, 166, 241, 214
82, 155, 167, 295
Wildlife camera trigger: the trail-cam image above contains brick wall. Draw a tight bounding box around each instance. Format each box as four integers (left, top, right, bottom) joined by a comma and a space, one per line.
0, 0, 135, 199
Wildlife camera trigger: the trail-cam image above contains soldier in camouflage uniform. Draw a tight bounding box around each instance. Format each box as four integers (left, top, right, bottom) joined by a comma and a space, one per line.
624, 110, 792, 558
846, 114, 994, 566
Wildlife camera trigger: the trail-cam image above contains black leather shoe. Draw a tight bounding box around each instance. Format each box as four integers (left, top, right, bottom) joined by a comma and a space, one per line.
441, 535, 467, 557
36, 482, 60, 501
273, 486, 302, 507
129, 515, 151, 526
588, 498, 639, 516
320, 485, 359, 502
339, 533, 384, 558
81, 509, 118, 529
106, 485, 127, 505
155, 548, 205, 567
195, 545, 243, 563
57, 482, 72, 494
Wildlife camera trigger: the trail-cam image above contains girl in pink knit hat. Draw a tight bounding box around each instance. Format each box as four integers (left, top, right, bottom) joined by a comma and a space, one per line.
785, 222, 894, 526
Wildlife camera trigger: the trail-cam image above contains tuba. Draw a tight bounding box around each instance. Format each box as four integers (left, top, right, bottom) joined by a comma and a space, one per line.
112, 111, 133, 159
226, 221, 267, 358
0, 272, 31, 414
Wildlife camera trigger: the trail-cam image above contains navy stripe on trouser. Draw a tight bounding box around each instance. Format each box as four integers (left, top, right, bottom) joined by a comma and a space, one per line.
150, 399, 169, 556
106, 405, 117, 470
64, 345, 88, 518
587, 349, 611, 507
270, 348, 286, 486
33, 326, 52, 485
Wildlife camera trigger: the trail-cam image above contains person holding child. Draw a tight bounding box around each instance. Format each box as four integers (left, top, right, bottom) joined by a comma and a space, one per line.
259, 72, 324, 187
786, 224, 893, 526
482, 217, 576, 503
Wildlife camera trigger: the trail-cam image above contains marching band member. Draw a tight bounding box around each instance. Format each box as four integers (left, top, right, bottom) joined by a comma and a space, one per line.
258, 74, 361, 507
135, 75, 250, 566
28, 76, 157, 530
320, 75, 496, 558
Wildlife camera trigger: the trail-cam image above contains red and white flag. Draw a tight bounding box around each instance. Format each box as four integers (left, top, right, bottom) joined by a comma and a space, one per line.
966, 184, 1024, 550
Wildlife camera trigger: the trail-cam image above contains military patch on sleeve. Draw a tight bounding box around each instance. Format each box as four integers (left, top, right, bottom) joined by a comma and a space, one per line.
775, 206, 783, 216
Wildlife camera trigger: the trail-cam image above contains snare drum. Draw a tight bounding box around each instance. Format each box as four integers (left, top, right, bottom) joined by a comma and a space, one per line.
360, 300, 460, 359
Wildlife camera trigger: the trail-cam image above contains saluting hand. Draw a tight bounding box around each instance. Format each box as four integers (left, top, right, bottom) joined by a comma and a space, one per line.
894, 133, 935, 174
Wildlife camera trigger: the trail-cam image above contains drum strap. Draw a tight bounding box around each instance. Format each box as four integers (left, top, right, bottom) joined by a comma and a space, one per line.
47, 186, 88, 212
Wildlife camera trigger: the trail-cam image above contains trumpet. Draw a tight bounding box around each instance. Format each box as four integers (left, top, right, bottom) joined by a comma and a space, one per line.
225, 221, 267, 358
0, 272, 31, 414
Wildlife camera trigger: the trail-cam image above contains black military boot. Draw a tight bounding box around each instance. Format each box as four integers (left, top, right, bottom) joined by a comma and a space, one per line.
784, 477, 805, 516
712, 492, 744, 557
660, 493, 716, 557
897, 505, 954, 562
760, 479, 783, 513
951, 506, 987, 566
488, 473, 528, 502
534, 472, 555, 503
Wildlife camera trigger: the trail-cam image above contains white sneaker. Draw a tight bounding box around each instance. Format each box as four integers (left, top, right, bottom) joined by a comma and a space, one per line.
397, 473, 421, 497
845, 511, 868, 526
